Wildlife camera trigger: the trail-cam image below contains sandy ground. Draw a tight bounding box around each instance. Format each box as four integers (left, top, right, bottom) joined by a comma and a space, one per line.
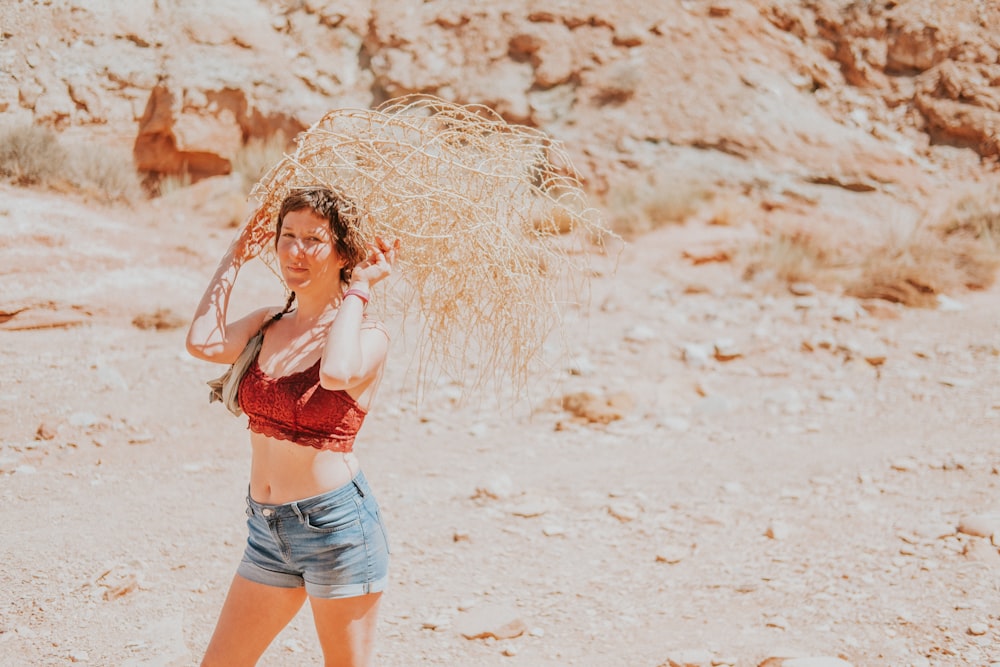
2, 183, 1000, 667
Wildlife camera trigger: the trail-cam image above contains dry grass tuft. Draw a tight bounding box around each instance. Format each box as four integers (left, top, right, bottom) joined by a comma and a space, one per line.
158, 172, 193, 197
241, 95, 613, 399
605, 171, 713, 237
742, 225, 845, 286
0, 121, 141, 202
64, 140, 143, 204
0, 122, 67, 186
847, 193, 1000, 306
231, 132, 291, 192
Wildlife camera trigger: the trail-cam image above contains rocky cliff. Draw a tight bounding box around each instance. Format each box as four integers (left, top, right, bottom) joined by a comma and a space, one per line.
2, 0, 999, 294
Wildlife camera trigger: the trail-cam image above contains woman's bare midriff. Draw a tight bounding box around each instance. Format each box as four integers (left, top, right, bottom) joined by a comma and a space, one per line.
248, 432, 361, 504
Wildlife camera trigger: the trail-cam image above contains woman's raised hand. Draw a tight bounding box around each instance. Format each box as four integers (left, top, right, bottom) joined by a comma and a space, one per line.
225, 210, 270, 267
351, 236, 400, 288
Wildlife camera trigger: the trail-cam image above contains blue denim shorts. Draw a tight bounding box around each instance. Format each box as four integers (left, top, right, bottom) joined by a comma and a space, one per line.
237, 472, 390, 599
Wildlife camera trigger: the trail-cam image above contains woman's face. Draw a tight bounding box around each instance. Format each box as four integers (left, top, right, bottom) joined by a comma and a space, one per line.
275, 208, 345, 293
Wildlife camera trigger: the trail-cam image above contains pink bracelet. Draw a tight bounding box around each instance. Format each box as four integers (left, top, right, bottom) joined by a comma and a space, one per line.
343, 288, 369, 306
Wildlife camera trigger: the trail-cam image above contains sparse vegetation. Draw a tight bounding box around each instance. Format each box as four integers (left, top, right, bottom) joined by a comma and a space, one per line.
64, 139, 143, 204
0, 121, 142, 203
742, 225, 847, 287
231, 132, 291, 191
848, 194, 1000, 306
605, 171, 714, 237
157, 171, 193, 197
743, 190, 1000, 307
0, 122, 67, 186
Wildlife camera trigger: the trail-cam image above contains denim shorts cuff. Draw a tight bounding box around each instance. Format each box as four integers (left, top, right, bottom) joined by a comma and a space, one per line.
305, 575, 388, 599
237, 561, 305, 589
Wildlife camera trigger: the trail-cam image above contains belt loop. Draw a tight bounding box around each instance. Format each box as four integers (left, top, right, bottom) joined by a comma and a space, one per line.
291, 502, 305, 522
353, 479, 365, 498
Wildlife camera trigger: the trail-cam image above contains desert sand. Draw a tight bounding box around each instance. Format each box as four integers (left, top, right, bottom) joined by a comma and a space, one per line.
1, 180, 999, 667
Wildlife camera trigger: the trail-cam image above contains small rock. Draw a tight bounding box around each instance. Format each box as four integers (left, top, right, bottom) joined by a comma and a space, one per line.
35, 423, 57, 440
567, 355, 595, 376
95, 364, 129, 391
713, 338, 742, 362
963, 539, 1000, 563
890, 458, 920, 472
68, 412, 101, 428
968, 622, 989, 636
765, 616, 789, 630
936, 294, 966, 311
422, 615, 451, 631
682, 343, 712, 367
957, 514, 1000, 539
660, 416, 691, 432
624, 325, 655, 343
766, 521, 790, 540
474, 474, 516, 500
655, 546, 688, 564
818, 387, 857, 402
561, 391, 632, 424
509, 497, 557, 518
939, 377, 974, 388
453, 604, 526, 640
793, 296, 820, 310
832, 301, 864, 321
608, 501, 641, 522
788, 282, 816, 296
666, 648, 714, 667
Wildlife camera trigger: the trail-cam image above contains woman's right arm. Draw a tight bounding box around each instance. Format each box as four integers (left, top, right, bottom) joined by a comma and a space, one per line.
186, 224, 271, 364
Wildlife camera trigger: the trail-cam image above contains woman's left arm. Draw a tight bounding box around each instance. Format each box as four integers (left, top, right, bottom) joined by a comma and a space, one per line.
319, 238, 399, 391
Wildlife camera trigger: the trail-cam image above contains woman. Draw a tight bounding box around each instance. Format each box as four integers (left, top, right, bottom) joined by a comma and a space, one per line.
186, 187, 399, 666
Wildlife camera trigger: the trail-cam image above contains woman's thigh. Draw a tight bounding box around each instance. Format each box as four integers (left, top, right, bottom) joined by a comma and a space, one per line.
201, 574, 307, 666
309, 592, 382, 667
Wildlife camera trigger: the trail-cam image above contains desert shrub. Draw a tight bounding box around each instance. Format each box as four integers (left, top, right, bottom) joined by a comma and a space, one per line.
0, 122, 67, 186
847, 231, 997, 306
65, 140, 143, 203
605, 171, 714, 237
593, 58, 642, 106
745, 194, 1000, 307
742, 225, 846, 286
157, 171, 193, 197
231, 132, 290, 191
0, 121, 142, 202
847, 194, 1000, 305
938, 191, 1000, 248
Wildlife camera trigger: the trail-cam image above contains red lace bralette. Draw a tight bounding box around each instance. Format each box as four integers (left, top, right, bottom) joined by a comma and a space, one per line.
238, 356, 366, 452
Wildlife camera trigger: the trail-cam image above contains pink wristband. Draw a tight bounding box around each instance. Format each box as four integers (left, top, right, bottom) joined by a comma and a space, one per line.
343, 288, 369, 306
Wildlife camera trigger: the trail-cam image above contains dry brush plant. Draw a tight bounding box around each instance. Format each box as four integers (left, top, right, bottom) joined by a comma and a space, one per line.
0, 122, 67, 186
846, 192, 1000, 306
238, 95, 613, 401
0, 120, 141, 202
743, 190, 1000, 306
604, 168, 714, 237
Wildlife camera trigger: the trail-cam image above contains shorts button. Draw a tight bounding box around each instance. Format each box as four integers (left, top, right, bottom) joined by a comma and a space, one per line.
262, 508, 274, 517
